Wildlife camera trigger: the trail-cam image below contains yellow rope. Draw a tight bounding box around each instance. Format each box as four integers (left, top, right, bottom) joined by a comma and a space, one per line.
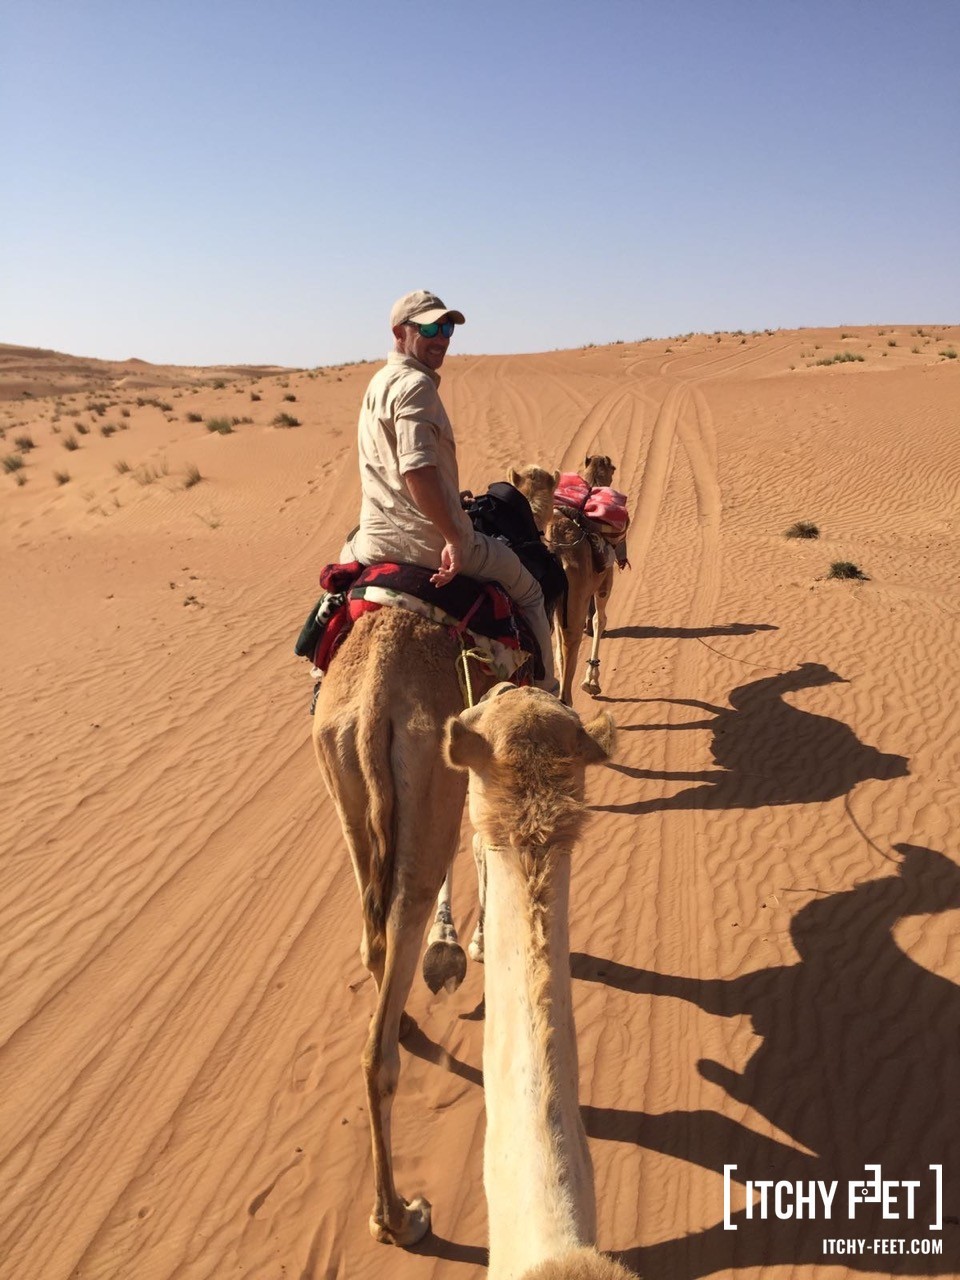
456, 642, 488, 709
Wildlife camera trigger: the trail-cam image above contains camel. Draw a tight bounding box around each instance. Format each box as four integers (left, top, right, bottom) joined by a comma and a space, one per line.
508, 463, 559, 530
549, 456, 620, 704
312, 607, 497, 1245
444, 684, 634, 1280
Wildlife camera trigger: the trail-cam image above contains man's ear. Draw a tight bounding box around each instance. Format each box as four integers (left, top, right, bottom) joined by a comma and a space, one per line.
444, 716, 494, 772
577, 711, 616, 764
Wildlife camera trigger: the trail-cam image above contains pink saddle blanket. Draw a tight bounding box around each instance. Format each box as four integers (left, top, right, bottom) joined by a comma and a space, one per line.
553, 473, 630, 535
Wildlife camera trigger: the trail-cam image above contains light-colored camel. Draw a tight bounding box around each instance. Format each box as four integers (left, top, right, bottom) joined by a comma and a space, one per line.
445, 685, 634, 1280
312, 607, 496, 1246
508, 463, 560, 530
550, 456, 619, 704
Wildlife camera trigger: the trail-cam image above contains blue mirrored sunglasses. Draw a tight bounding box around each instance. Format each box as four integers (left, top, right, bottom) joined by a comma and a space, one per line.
409, 319, 455, 339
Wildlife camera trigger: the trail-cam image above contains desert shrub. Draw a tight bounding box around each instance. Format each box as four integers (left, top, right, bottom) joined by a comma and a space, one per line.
887, 340, 897, 347
53, 470, 71, 485
828, 561, 868, 581
186, 412, 203, 423
14, 434, 35, 451
206, 417, 234, 434
940, 348, 957, 360
3, 453, 25, 473
250, 391, 261, 401
100, 423, 117, 437
816, 352, 865, 366
14, 471, 26, 486
785, 521, 820, 539
75, 421, 90, 435
272, 412, 301, 428
133, 461, 168, 485
283, 393, 297, 402
183, 463, 202, 488
63, 435, 80, 450
115, 459, 131, 474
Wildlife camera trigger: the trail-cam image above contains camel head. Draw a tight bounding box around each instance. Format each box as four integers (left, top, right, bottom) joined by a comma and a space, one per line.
583, 455, 615, 487
508, 464, 561, 529
444, 685, 615, 850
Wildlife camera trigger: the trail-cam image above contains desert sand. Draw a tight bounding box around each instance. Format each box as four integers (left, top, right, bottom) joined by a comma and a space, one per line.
1, 326, 958, 1279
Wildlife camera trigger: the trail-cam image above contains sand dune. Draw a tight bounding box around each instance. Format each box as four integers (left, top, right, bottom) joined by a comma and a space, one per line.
1, 326, 959, 1279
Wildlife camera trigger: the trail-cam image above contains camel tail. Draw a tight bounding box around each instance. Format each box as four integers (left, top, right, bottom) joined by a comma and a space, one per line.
358, 709, 396, 962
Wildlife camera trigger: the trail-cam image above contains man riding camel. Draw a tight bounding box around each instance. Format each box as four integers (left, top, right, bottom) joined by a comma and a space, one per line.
339, 289, 557, 692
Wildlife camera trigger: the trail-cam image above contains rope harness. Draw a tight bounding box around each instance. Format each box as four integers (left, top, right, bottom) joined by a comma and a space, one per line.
456, 641, 487, 710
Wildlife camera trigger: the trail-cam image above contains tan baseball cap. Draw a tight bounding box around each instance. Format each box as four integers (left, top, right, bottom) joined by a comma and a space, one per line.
390, 290, 465, 329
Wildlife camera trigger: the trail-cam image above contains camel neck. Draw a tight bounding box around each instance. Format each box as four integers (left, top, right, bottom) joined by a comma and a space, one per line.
482, 842, 596, 1279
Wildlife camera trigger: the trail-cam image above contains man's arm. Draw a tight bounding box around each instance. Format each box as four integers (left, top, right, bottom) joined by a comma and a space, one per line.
404, 465, 466, 587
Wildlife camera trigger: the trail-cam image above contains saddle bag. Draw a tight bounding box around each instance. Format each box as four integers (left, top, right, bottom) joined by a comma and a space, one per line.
463, 481, 567, 623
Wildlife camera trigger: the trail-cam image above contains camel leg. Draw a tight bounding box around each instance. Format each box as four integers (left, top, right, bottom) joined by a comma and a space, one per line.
422, 863, 467, 994
582, 569, 612, 697
467, 832, 487, 962
558, 615, 584, 706
364, 892, 436, 1246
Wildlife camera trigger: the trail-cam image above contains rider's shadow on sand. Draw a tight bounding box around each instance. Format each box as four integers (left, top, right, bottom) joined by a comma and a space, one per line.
597, 662, 908, 814
574, 843, 960, 1275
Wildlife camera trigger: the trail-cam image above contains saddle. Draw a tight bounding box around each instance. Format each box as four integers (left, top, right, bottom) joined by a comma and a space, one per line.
553, 473, 630, 575
295, 561, 542, 682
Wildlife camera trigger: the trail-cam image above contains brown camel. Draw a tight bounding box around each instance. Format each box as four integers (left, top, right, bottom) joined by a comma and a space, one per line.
550, 455, 619, 704
444, 685, 633, 1280
312, 607, 496, 1246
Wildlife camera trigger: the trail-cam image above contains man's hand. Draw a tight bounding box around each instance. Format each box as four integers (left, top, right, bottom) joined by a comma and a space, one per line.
405, 464, 469, 587
431, 539, 463, 587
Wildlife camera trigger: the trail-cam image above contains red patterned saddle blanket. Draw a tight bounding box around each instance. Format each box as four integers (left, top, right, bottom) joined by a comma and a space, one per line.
300, 561, 541, 681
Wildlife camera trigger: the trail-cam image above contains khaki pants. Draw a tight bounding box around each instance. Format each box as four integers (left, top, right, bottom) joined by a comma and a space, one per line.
341, 528, 556, 692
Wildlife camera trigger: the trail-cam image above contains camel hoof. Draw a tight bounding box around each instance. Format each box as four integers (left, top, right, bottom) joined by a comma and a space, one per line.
580, 678, 601, 697
421, 940, 467, 994
369, 1195, 432, 1246
467, 933, 485, 964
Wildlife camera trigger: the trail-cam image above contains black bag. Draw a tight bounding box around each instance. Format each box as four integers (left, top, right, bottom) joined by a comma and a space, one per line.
464, 482, 567, 624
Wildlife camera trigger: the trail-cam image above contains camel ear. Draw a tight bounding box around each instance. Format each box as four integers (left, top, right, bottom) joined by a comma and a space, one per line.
507, 466, 520, 487
444, 716, 494, 773
584, 455, 592, 467
578, 711, 616, 764
552, 469, 560, 486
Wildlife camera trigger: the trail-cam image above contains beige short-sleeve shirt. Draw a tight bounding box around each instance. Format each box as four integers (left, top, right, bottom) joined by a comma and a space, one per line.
350, 351, 471, 567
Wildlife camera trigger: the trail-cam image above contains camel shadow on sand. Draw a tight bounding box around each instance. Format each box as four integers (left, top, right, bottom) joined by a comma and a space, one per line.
573, 842, 960, 1275
596, 662, 908, 815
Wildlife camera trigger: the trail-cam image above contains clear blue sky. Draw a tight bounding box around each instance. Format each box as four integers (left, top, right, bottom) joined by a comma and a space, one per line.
3, 0, 958, 366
